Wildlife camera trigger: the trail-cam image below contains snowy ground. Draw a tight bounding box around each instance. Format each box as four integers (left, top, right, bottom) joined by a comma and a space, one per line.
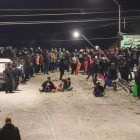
0, 72, 140, 140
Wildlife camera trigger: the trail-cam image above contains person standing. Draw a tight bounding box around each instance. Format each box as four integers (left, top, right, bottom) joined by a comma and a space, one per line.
0, 117, 21, 140
59, 55, 66, 80
36, 53, 40, 73
92, 59, 100, 86
119, 59, 131, 82
39, 54, 44, 73
44, 50, 51, 75
12, 63, 19, 91
70, 53, 77, 74
50, 49, 56, 73
24, 54, 31, 80
3, 63, 14, 93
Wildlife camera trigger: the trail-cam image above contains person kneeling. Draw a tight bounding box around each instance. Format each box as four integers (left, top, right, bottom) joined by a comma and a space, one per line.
93, 82, 104, 97
39, 77, 55, 93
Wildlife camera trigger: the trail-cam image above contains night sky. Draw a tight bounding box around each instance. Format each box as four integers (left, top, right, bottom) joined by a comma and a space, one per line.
0, 0, 139, 49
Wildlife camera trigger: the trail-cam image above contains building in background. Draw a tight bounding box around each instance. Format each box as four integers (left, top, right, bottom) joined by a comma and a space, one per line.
121, 34, 140, 48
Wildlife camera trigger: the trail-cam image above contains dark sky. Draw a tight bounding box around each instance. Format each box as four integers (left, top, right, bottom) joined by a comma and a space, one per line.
0, 0, 140, 49
0, 0, 139, 10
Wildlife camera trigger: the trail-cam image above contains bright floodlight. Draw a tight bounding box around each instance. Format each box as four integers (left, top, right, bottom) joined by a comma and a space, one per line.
73, 31, 80, 38
95, 46, 99, 50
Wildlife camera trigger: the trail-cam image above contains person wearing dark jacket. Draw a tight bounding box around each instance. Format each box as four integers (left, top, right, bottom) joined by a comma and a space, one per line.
86, 59, 100, 86
40, 77, 55, 92
93, 82, 104, 97
0, 117, 21, 140
59, 55, 66, 80
12, 64, 19, 91
119, 60, 131, 82
44, 50, 51, 75
24, 54, 31, 80
3, 63, 14, 93
70, 53, 77, 74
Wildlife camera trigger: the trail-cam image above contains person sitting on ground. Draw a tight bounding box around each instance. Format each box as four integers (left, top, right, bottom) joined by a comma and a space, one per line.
0, 117, 21, 140
39, 77, 56, 92
62, 77, 73, 91
57, 77, 73, 92
93, 82, 104, 97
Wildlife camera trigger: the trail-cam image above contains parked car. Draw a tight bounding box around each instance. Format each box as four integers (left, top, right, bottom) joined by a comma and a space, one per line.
0, 58, 12, 78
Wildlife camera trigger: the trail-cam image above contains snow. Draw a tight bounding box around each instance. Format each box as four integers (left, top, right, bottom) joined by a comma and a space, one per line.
0, 72, 140, 140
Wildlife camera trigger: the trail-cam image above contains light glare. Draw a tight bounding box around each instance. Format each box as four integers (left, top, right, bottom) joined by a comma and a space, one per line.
73, 32, 80, 38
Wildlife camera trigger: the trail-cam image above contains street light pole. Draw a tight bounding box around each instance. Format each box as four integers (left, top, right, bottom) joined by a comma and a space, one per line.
73, 31, 95, 48
80, 33, 95, 48
113, 0, 121, 33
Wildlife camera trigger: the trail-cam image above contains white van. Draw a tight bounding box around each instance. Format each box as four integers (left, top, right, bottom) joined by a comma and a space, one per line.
0, 58, 12, 79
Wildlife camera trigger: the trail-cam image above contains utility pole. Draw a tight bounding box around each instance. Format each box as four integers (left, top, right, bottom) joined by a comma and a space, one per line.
113, 0, 122, 47
113, 0, 121, 34
124, 18, 126, 29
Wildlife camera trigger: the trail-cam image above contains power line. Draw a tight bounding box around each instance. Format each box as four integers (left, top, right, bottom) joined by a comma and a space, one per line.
0, 11, 118, 17
0, 16, 139, 26
81, 22, 118, 30
0, 8, 92, 11
0, 8, 139, 12
0, 10, 140, 17
0, 19, 118, 26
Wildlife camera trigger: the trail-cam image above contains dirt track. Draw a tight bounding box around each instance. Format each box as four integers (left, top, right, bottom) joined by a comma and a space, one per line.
0, 72, 140, 140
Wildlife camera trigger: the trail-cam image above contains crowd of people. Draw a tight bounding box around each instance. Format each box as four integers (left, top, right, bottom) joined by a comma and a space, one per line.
0, 45, 140, 98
